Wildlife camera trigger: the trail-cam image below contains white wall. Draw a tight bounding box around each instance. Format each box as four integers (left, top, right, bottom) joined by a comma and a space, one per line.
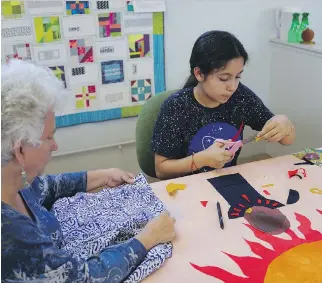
266, 42, 322, 157
55, 0, 322, 156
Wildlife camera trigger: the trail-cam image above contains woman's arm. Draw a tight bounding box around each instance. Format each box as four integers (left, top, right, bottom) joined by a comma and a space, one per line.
242, 85, 295, 146
258, 115, 296, 145
31, 172, 87, 210
279, 125, 296, 145
2, 211, 175, 282
3, 228, 147, 282
155, 153, 204, 180
86, 168, 134, 192
155, 143, 233, 180
32, 169, 134, 209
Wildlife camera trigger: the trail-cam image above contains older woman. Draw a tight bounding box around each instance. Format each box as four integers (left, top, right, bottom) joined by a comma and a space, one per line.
1, 60, 176, 282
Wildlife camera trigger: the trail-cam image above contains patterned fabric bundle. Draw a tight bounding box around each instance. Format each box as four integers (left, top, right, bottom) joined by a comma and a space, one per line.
52, 174, 172, 282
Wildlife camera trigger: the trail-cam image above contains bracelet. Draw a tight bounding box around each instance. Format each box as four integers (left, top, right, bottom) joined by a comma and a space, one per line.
191, 153, 199, 174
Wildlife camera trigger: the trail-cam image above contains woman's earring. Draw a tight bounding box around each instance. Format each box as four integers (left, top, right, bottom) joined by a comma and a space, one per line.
21, 167, 30, 187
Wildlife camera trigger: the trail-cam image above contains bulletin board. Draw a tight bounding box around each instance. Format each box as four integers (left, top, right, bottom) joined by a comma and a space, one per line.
1, 0, 165, 128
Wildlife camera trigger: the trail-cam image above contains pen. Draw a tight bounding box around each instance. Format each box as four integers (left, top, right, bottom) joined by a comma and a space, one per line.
217, 201, 224, 229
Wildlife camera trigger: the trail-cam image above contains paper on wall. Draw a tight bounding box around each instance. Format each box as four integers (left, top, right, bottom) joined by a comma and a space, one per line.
27, 0, 63, 15
1, 19, 33, 42
68, 64, 99, 85
132, 0, 166, 13
127, 59, 154, 79
62, 16, 95, 38
123, 12, 153, 34
99, 84, 130, 109
33, 43, 68, 66
95, 39, 127, 60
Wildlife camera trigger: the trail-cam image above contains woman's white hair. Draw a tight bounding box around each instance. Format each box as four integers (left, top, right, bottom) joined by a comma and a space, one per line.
1, 60, 64, 166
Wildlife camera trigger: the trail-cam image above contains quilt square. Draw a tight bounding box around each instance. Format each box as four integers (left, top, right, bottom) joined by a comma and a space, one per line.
101, 60, 124, 85
49, 66, 67, 88
126, 0, 134, 11
98, 12, 121, 38
96, 0, 109, 9
72, 66, 85, 76
75, 85, 97, 109
131, 79, 152, 102
4, 43, 31, 62
66, 1, 90, 15
2, 1, 25, 17
69, 38, 94, 63
128, 34, 151, 59
34, 16, 61, 43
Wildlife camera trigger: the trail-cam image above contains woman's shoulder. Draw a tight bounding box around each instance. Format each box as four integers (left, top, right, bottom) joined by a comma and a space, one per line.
1, 203, 39, 241
235, 83, 259, 101
162, 88, 193, 110
235, 83, 255, 96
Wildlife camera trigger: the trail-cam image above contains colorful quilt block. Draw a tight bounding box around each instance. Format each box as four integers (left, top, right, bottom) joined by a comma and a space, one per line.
69, 38, 94, 64
4, 43, 32, 62
98, 12, 121, 38
96, 1, 109, 10
34, 16, 61, 43
75, 85, 97, 109
49, 66, 67, 88
66, 1, 90, 15
131, 79, 152, 102
128, 34, 151, 59
126, 0, 134, 11
101, 60, 124, 85
2, 1, 25, 18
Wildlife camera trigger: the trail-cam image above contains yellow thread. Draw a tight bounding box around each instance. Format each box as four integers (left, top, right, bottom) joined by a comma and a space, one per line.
262, 184, 274, 188
309, 188, 322, 195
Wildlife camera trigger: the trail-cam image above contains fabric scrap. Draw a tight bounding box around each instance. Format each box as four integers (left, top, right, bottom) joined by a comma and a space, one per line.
207, 173, 284, 219
286, 189, 300, 205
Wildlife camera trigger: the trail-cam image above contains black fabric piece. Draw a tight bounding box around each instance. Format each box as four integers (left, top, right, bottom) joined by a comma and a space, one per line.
287, 189, 300, 205
294, 158, 314, 166
207, 173, 284, 219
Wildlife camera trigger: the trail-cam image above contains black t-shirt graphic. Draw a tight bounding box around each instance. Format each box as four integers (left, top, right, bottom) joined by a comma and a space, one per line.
151, 83, 274, 172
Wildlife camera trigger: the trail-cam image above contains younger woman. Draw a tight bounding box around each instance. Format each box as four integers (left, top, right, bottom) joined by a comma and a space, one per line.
152, 31, 295, 179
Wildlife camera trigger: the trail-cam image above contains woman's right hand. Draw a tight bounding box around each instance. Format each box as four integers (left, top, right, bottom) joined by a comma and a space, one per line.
198, 141, 234, 169
135, 211, 176, 250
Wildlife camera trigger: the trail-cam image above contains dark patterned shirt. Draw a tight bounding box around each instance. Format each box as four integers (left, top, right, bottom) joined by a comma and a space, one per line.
152, 83, 274, 171
1, 172, 147, 282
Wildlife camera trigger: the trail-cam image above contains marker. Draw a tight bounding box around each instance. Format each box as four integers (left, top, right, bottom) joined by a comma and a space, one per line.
217, 201, 224, 229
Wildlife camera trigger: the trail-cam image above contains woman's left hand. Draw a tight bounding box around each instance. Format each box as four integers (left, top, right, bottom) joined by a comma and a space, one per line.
103, 168, 135, 187
258, 115, 293, 142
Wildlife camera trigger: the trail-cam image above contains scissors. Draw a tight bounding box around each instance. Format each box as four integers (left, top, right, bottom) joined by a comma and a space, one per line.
216, 133, 259, 154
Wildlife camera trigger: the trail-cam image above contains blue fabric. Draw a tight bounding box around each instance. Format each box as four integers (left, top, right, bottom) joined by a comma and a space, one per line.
1, 172, 148, 282
52, 174, 172, 283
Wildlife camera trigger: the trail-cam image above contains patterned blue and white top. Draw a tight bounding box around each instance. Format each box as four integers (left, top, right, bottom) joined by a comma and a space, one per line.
1, 172, 147, 282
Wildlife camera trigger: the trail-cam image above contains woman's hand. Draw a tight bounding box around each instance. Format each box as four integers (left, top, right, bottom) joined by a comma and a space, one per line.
258, 115, 294, 142
135, 211, 176, 250
103, 168, 135, 187
196, 141, 233, 169
87, 168, 135, 192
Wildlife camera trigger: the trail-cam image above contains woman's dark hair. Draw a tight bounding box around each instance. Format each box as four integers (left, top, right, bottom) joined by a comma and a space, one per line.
183, 31, 249, 88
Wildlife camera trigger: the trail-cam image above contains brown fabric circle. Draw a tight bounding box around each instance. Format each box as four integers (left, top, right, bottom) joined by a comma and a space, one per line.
244, 206, 290, 235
